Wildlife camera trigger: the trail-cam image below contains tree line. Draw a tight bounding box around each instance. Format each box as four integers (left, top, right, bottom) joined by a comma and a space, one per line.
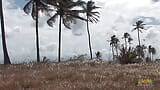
109, 20, 156, 64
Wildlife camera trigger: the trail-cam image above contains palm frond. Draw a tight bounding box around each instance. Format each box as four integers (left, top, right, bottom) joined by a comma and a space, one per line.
131, 28, 136, 32
23, 0, 33, 14
47, 13, 58, 27
31, 3, 37, 20
62, 15, 76, 29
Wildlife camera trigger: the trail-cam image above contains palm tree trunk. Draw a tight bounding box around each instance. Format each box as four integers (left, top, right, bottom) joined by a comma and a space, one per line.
35, 1, 40, 62
0, 0, 11, 64
137, 29, 141, 58
151, 53, 153, 61
115, 46, 118, 57
86, 16, 93, 60
137, 29, 141, 46
149, 53, 151, 61
58, 15, 62, 62
111, 45, 114, 60
125, 38, 127, 49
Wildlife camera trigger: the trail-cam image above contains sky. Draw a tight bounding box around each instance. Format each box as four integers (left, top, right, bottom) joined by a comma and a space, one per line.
1, 0, 160, 63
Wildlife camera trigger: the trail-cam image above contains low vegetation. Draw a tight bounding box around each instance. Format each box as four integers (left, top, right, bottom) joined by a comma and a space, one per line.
0, 61, 160, 90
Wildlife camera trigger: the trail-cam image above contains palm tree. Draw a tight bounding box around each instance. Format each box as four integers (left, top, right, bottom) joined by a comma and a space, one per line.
133, 20, 146, 58
148, 45, 156, 61
110, 35, 119, 60
0, 0, 11, 64
110, 40, 115, 60
123, 32, 130, 48
151, 47, 156, 61
113, 36, 119, 57
46, 0, 86, 62
23, 0, 49, 62
133, 20, 146, 47
128, 36, 133, 47
83, 0, 100, 59
148, 45, 152, 60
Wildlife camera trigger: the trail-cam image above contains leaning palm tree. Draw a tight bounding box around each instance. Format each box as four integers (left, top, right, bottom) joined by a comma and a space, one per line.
0, 0, 11, 64
132, 20, 146, 58
23, 0, 49, 62
46, 0, 86, 62
83, 0, 100, 59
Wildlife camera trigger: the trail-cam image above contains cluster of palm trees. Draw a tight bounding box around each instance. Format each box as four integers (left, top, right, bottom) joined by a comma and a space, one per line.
109, 20, 156, 61
0, 0, 100, 64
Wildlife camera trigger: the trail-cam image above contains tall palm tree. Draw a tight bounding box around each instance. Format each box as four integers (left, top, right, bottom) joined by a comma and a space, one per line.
24, 0, 49, 62
0, 0, 11, 64
132, 20, 146, 47
46, 0, 86, 62
133, 20, 146, 58
83, 0, 100, 59
123, 32, 130, 49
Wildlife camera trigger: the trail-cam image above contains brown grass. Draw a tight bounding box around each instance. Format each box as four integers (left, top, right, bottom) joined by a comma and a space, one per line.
0, 61, 160, 90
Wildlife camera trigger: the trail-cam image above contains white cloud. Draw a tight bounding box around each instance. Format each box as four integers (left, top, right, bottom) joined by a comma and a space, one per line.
1, 0, 160, 63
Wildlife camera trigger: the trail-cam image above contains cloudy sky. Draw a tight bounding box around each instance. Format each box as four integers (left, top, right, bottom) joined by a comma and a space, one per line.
1, 0, 160, 63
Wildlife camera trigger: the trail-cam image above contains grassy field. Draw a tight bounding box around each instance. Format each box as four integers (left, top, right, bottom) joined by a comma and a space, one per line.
0, 60, 160, 90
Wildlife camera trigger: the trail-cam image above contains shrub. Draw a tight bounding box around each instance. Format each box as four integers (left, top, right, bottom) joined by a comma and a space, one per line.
118, 46, 137, 64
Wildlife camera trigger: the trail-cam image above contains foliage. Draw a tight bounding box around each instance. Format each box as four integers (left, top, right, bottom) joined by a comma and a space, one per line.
45, 0, 86, 29
95, 51, 102, 60
136, 45, 147, 58
69, 54, 88, 61
83, 0, 100, 23
118, 46, 137, 64
110, 35, 119, 60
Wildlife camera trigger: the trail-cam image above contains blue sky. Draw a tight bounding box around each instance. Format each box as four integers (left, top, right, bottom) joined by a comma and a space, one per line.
1, 0, 160, 63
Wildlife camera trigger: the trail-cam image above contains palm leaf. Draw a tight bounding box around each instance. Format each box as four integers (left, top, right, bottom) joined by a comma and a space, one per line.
31, 3, 37, 20
47, 13, 58, 27
23, 0, 33, 14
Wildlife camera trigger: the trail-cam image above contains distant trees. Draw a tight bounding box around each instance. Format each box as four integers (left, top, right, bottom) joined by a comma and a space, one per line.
0, 0, 11, 64
83, 0, 100, 59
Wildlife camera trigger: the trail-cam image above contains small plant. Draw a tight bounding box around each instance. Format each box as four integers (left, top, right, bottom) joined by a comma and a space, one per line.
42, 56, 50, 63
95, 51, 102, 61
69, 54, 88, 61
118, 46, 137, 64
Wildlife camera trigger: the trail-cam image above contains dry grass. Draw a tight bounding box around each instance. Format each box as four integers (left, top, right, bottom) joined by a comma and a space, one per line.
0, 60, 160, 90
